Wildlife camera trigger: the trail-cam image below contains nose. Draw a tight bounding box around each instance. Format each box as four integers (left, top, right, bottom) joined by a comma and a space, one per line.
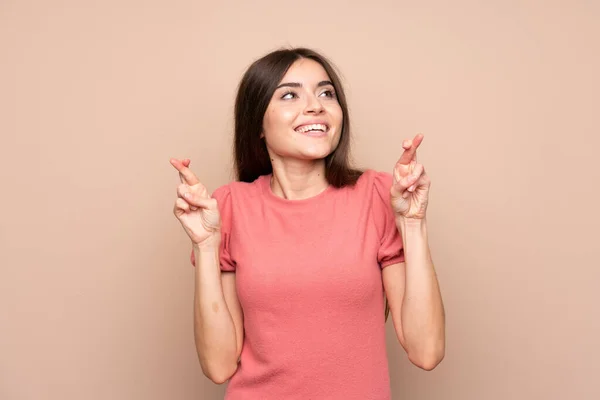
304, 93, 324, 114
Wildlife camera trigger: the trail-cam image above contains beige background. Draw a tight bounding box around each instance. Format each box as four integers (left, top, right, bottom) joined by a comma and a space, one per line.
1, 1, 599, 399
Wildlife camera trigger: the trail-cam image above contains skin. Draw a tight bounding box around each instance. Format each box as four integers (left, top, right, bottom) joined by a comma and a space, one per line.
385, 133, 446, 370
261, 58, 343, 200
170, 58, 445, 378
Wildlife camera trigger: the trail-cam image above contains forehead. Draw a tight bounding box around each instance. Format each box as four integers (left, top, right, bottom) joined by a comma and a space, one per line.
279, 58, 331, 84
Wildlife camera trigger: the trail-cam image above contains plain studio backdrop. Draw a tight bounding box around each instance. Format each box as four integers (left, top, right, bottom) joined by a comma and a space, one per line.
1, 1, 599, 399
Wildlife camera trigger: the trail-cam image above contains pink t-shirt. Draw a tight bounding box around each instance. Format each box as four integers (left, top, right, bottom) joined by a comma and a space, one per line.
193, 169, 405, 399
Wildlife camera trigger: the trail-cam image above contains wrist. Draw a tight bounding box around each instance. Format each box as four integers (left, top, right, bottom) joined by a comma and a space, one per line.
192, 233, 221, 251
396, 216, 428, 240
396, 215, 427, 226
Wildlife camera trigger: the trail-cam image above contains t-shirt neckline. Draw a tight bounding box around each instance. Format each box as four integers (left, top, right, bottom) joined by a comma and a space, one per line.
259, 174, 335, 207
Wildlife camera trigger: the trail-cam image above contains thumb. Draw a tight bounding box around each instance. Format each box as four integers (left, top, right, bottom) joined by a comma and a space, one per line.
393, 173, 419, 194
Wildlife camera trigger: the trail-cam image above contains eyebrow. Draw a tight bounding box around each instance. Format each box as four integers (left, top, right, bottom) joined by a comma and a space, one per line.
275, 80, 334, 90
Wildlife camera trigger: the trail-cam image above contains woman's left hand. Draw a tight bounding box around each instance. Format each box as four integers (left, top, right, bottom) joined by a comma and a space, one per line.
390, 133, 431, 219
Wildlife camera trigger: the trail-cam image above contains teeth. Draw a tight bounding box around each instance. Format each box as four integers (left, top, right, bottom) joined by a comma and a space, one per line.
296, 124, 328, 133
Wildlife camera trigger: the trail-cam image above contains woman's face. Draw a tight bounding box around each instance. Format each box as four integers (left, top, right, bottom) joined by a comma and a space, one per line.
262, 58, 343, 161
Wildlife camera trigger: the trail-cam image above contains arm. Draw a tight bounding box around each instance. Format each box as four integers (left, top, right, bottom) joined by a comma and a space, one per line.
382, 217, 445, 370
170, 158, 244, 384
384, 133, 445, 370
192, 242, 244, 384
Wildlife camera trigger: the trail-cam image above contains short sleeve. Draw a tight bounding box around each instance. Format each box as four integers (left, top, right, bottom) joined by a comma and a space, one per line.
189, 184, 236, 272
371, 171, 405, 268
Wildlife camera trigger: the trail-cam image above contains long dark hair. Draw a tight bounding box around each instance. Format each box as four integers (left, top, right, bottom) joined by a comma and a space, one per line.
233, 47, 362, 188
233, 48, 390, 321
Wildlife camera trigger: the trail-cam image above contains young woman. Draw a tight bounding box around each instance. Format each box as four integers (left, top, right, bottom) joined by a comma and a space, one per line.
170, 47, 445, 400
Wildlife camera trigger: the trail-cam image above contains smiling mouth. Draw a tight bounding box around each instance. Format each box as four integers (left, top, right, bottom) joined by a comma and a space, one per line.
295, 123, 329, 134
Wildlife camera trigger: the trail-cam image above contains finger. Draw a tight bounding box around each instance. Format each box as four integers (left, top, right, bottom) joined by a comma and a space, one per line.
409, 160, 416, 175
177, 183, 199, 208
178, 185, 215, 208
170, 158, 191, 167
412, 133, 424, 148
170, 158, 200, 185
176, 189, 198, 210
411, 163, 425, 191
400, 134, 423, 164
407, 164, 425, 192
394, 170, 420, 194
397, 133, 424, 165
398, 180, 417, 198
177, 196, 198, 211
179, 159, 191, 182
174, 198, 191, 214
185, 193, 216, 208
178, 170, 186, 184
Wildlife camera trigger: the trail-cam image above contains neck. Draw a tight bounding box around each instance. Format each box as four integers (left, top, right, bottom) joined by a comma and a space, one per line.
269, 158, 328, 200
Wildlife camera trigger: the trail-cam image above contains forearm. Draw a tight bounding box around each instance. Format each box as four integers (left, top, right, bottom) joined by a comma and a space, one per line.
193, 242, 238, 383
396, 217, 445, 369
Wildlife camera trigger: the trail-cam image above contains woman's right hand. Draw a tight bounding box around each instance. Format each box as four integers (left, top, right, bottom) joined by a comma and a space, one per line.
170, 158, 221, 246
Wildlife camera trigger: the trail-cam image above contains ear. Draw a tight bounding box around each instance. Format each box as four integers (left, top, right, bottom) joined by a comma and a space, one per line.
260, 131, 265, 139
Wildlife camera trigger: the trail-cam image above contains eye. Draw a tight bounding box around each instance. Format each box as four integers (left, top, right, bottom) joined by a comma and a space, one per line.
319, 89, 336, 98
281, 91, 297, 100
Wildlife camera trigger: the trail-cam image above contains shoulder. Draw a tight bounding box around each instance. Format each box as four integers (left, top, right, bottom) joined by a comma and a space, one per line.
349, 169, 395, 221
211, 175, 267, 205
340, 169, 393, 215
353, 169, 393, 196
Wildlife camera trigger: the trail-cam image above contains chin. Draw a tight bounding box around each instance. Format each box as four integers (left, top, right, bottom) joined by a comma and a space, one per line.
298, 137, 339, 158
298, 147, 335, 160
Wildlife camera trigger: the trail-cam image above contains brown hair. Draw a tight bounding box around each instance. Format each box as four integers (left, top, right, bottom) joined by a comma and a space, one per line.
233, 47, 363, 187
